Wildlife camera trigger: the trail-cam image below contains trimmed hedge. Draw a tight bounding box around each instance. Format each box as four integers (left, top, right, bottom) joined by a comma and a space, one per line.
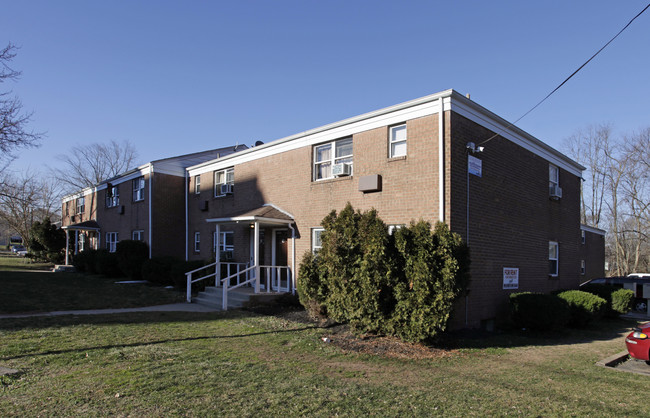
557, 290, 607, 327
94, 249, 122, 277
510, 292, 570, 331
580, 284, 634, 316
141, 257, 212, 292
116, 240, 149, 279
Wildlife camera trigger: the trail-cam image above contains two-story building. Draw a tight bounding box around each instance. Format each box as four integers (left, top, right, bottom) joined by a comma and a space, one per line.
61, 146, 245, 263
185, 89, 592, 328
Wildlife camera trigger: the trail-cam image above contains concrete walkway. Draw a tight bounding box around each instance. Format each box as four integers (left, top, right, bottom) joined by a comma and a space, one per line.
0, 302, 219, 320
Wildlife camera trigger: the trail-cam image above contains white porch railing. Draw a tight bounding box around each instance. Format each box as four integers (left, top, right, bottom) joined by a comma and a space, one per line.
186, 262, 293, 310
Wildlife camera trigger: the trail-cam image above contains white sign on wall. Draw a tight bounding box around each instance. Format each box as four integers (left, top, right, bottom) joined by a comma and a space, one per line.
503, 267, 519, 290
468, 155, 482, 177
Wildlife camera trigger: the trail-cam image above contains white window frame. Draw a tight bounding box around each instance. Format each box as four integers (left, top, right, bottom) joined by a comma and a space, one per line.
214, 168, 234, 197
389, 124, 407, 158
312, 228, 324, 253
78, 233, 86, 252
195, 175, 201, 194
133, 176, 145, 202
106, 185, 119, 208
106, 232, 118, 253
549, 241, 559, 277
581, 230, 586, 245
580, 260, 586, 275
313, 137, 353, 181
194, 232, 201, 252
76, 197, 85, 215
549, 164, 559, 188
132, 230, 144, 241
388, 224, 405, 235
213, 231, 234, 256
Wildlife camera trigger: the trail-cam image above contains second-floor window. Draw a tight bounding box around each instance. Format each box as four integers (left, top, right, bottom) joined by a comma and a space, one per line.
76, 197, 85, 215
195, 175, 201, 194
389, 124, 407, 158
314, 137, 353, 181
133, 176, 145, 202
106, 185, 119, 208
214, 168, 234, 197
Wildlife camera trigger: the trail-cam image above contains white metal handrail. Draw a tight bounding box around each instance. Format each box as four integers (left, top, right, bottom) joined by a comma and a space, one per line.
185, 262, 248, 303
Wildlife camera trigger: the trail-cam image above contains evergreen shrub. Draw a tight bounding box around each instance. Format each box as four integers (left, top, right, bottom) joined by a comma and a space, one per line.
94, 249, 122, 277
557, 290, 607, 327
115, 240, 149, 279
509, 292, 570, 331
581, 284, 633, 317
611, 288, 634, 314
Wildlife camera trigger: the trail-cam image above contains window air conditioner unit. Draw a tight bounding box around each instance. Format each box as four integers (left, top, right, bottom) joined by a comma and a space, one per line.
332, 163, 351, 177
220, 183, 234, 195
549, 185, 562, 199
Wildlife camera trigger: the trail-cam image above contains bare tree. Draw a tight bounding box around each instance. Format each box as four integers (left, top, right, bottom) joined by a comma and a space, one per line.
0, 43, 43, 169
0, 170, 62, 244
52, 139, 139, 192
564, 125, 650, 276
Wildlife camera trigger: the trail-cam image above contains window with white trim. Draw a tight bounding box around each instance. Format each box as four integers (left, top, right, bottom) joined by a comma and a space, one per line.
213, 231, 234, 259
194, 232, 201, 252
549, 241, 559, 276
132, 230, 144, 241
581, 230, 586, 244
580, 260, 586, 275
549, 164, 560, 191
133, 176, 145, 202
106, 232, 118, 253
312, 228, 324, 253
76, 197, 85, 214
388, 224, 405, 235
195, 175, 201, 194
78, 233, 86, 252
313, 137, 353, 181
214, 168, 234, 197
106, 185, 119, 208
389, 124, 407, 158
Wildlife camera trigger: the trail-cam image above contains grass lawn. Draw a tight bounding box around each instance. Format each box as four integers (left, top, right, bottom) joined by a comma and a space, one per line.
1, 254, 649, 416
0, 251, 184, 313
0, 310, 648, 416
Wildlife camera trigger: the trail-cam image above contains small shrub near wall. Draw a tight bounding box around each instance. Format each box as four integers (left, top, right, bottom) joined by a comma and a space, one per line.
94, 249, 122, 277
556, 290, 607, 328
580, 284, 634, 316
116, 240, 149, 280
509, 292, 570, 331
141, 257, 177, 286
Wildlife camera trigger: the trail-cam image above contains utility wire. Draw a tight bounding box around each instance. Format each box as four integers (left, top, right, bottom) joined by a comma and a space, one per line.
478, 3, 650, 146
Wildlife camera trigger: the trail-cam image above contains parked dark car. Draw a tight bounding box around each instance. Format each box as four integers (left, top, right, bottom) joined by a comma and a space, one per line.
10, 245, 26, 253
626, 322, 650, 362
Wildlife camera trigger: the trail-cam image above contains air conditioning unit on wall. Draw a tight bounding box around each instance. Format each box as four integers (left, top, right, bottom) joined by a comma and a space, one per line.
549, 185, 562, 200
332, 163, 351, 177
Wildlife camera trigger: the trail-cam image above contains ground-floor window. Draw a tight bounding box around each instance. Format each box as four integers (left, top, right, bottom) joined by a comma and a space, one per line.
194, 232, 201, 252
549, 241, 559, 276
106, 232, 118, 253
312, 228, 324, 254
213, 231, 234, 259
132, 230, 144, 241
78, 233, 86, 252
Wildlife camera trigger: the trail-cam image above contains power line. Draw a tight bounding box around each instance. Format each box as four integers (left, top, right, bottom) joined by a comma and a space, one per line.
478, 3, 650, 146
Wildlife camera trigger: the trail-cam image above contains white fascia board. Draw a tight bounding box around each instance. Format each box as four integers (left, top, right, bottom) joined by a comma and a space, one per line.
448, 94, 585, 177
581, 224, 607, 235
62, 186, 103, 203
206, 216, 294, 225
189, 92, 448, 176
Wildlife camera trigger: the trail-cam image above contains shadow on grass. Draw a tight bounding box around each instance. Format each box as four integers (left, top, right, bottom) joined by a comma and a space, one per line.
438, 316, 638, 351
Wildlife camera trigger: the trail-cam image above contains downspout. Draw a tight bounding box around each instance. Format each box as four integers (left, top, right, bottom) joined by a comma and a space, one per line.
185, 170, 189, 261
288, 223, 296, 294
438, 97, 445, 223
148, 164, 153, 259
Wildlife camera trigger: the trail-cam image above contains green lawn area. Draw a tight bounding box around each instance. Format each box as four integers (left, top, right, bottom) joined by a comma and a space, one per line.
1, 254, 649, 416
0, 251, 184, 313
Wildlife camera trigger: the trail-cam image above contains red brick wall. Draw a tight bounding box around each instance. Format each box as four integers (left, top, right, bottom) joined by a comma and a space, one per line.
447, 112, 582, 328
579, 230, 606, 281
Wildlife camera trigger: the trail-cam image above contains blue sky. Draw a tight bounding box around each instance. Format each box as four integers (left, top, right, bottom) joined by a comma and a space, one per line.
3, 1, 649, 173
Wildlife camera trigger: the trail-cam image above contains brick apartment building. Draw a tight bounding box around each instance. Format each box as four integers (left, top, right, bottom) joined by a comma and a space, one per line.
579, 224, 606, 282
186, 89, 598, 328
61, 146, 244, 262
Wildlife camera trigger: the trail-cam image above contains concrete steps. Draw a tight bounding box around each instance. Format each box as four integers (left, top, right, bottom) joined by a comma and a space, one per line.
192, 286, 288, 310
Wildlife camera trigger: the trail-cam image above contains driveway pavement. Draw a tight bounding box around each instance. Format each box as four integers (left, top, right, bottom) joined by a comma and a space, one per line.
0, 303, 218, 319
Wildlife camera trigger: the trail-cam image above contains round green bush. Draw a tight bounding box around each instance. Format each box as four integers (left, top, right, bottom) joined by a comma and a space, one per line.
510, 292, 570, 331
611, 288, 634, 314
94, 249, 122, 277
116, 240, 149, 279
557, 290, 607, 327
141, 256, 177, 285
